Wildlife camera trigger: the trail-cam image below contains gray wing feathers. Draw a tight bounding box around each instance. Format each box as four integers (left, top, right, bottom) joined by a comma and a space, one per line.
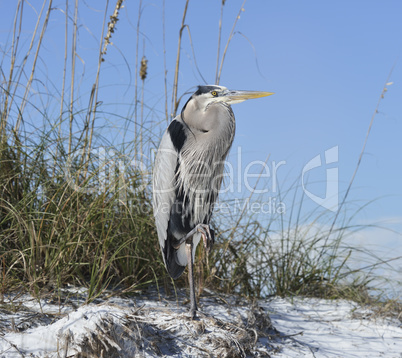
152, 130, 178, 261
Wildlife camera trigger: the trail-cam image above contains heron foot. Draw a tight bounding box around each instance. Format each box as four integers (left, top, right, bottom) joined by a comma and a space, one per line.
189, 307, 197, 320
195, 224, 214, 254
173, 224, 214, 253
187, 307, 212, 320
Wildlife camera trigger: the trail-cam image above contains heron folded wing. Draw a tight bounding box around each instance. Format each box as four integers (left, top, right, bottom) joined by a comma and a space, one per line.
153, 127, 178, 254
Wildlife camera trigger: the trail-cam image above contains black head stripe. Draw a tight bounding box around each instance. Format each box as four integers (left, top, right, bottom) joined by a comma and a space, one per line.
194, 85, 222, 96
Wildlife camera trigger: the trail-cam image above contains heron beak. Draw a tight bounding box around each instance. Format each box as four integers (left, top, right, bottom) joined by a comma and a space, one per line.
223, 90, 274, 104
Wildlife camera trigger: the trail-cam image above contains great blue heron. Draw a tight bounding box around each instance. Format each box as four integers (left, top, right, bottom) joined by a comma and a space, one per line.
153, 85, 273, 318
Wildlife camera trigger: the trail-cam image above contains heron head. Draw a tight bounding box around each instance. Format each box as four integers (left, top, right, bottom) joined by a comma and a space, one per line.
182, 85, 273, 133
187, 85, 273, 110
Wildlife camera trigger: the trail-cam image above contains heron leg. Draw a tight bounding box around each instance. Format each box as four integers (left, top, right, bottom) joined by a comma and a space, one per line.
186, 238, 197, 319
175, 224, 214, 319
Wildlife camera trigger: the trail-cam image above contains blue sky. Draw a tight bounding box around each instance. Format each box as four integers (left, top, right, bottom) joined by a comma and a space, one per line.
1, 1, 401, 281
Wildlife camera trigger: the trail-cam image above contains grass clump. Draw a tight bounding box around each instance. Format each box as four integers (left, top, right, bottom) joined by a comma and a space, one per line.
0, 0, 164, 301
0, 135, 162, 301
201, 198, 400, 309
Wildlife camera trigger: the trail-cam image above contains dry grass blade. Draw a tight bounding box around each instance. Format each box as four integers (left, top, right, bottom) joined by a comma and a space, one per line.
53, 0, 69, 177
134, 0, 143, 157
69, 0, 78, 156
85, 0, 121, 175
171, 0, 190, 118
162, 0, 169, 123
215, 0, 225, 85
216, 0, 247, 85
14, 0, 53, 134
0, 0, 22, 143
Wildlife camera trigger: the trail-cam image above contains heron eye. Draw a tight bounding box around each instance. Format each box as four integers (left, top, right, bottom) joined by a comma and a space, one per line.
211, 91, 218, 97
